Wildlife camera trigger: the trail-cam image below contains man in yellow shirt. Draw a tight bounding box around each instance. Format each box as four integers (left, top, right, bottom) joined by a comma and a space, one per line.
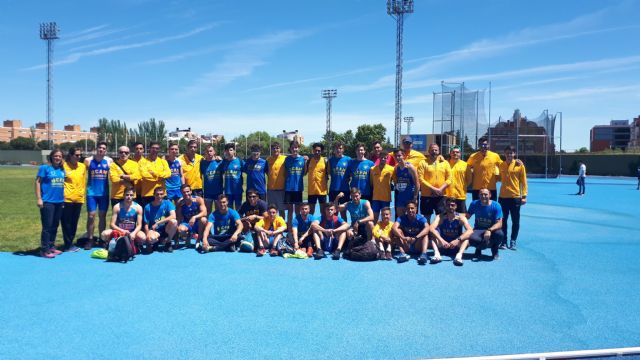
467, 137, 503, 201
109, 145, 141, 207
388, 136, 426, 168
446, 146, 471, 214
305, 143, 328, 215
62, 147, 86, 252
497, 146, 528, 250
372, 207, 393, 260
179, 140, 204, 197
369, 150, 394, 222
417, 143, 451, 223
254, 204, 288, 257
132, 142, 145, 204
139, 141, 171, 209
266, 142, 286, 218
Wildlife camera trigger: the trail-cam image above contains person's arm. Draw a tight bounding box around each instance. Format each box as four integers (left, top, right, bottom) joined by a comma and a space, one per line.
202, 221, 213, 249
439, 163, 451, 192
179, 165, 185, 186
429, 215, 444, 239
155, 209, 176, 226
392, 221, 405, 240
110, 205, 122, 232
417, 162, 435, 192
132, 206, 143, 236
310, 220, 323, 233
520, 165, 528, 205
159, 160, 171, 179
231, 219, 243, 241
291, 226, 299, 244
273, 223, 287, 236
109, 163, 123, 184
409, 164, 420, 200
459, 216, 473, 240
333, 192, 347, 212
335, 221, 350, 233
35, 177, 43, 208
356, 201, 374, 224
196, 198, 208, 219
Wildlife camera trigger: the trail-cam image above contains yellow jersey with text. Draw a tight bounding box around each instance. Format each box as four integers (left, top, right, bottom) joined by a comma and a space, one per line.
467, 150, 503, 190
266, 155, 286, 190
63, 162, 87, 203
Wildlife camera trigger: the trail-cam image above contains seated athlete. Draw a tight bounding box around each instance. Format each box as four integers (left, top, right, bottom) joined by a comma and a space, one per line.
429, 197, 473, 266
254, 204, 288, 257
391, 200, 430, 264
310, 203, 349, 260
334, 187, 375, 260
238, 188, 268, 244
372, 207, 393, 260
143, 187, 178, 253
176, 184, 207, 248
466, 188, 504, 261
290, 202, 317, 257
101, 187, 146, 246
199, 194, 244, 253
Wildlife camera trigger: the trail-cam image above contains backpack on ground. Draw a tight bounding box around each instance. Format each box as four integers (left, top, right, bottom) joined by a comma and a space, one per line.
107, 235, 135, 263
345, 235, 378, 262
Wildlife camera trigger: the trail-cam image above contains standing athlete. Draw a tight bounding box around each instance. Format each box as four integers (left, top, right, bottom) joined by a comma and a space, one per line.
84, 141, 113, 249
164, 143, 185, 204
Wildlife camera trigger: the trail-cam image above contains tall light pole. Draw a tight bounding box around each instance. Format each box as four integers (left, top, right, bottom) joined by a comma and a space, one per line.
40, 22, 59, 149
387, 0, 414, 147
403, 116, 414, 135
322, 89, 337, 152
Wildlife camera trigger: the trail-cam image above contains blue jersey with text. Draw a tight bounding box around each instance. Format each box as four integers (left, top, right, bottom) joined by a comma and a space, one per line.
467, 200, 503, 230
328, 156, 351, 192
37, 164, 65, 203
87, 158, 109, 197
347, 159, 374, 196
222, 158, 244, 195
208, 208, 240, 235
394, 166, 415, 203
200, 159, 223, 198
292, 214, 317, 233
437, 215, 464, 242
243, 158, 268, 195
166, 158, 182, 191
284, 155, 305, 192
180, 197, 201, 222
117, 203, 139, 231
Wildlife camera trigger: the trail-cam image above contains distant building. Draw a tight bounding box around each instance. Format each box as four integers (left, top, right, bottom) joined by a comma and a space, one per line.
0, 119, 97, 144
488, 111, 554, 154
590, 120, 631, 152
277, 131, 304, 145
629, 115, 640, 150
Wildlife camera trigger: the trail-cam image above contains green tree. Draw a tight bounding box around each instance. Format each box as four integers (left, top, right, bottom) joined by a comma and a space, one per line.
58, 142, 76, 152
10, 137, 36, 150
75, 139, 96, 152
577, 147, 588, 153
37, 140, 51, 150
0, 141, 10, 150
354, 124, 390, 150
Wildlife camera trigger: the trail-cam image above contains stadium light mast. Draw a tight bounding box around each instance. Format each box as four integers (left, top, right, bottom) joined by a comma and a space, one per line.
403, 116, 414, 135
40, 22, 59, 150
387, 0, 414, 147
322, 89, 337, 152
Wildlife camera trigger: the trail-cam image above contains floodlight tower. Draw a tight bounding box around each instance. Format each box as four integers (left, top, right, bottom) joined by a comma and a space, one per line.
403, 116, 414, 135
40, 22, 59, 149
322, 89, 337, 151
387, 0, 414, 147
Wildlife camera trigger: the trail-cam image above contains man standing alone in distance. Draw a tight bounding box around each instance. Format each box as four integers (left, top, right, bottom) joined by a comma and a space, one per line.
577, 161, 586, 196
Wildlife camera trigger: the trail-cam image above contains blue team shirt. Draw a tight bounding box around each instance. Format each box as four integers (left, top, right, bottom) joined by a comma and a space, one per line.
208, 208, 240, 235
200, 159, 223, 198
395, 166, 415, 203
284, 155, 305, 192
144, 200, 176, 227
87, 158, 109, 197
166, 158, 182, 191
437, 215, 464, 242
222, 158, 244, 195
37, 164, 65, 203
467, 200, 503, 230
329, 156, 351, 192
346, 200, 369, 224
395, 214, 428, 237
347, 159, 374, 196
292, 214, 317, 233
243, 158, 268, 195
319, 215, 345, 229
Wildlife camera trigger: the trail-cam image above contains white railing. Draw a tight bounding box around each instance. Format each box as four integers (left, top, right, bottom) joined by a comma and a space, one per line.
430, 347, 640, 360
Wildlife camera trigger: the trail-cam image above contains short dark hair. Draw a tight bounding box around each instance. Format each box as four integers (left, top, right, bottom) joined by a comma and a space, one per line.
380, 150, 388, 158
217, 194, 228, 201
504, 145, 515, 152
180, 184, 192, 192
148, 141, 160, 148
406, 200, 418, 208
250, 144, 261, 153
299, 202, 310, 208
271, 142, 281, 149
124, 187, 135, 195
380, 207, 391, 213
478, 137, 488, 145
133, 142, 144, 148
246, 189, 258, 197
224, 143, 235, 151
355, 143, 366, 150
97, 141, 108, 148
187, 140, 198, 147
168, 142, 179, 149
333, 141, 344, 149
267, 203, 278, 211
289, 140, 300, 150
312, 143, 324, 151
153, 186, 166, 194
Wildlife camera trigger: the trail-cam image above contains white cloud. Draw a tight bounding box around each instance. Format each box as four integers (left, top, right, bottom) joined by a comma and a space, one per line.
515, 84, 640, 101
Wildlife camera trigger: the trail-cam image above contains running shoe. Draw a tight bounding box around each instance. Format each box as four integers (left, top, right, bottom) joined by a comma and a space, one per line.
396, 253, 410, 263
306, 246, 314, 257
331, 249, 341, 260
417, 253, 429, 265
313, 249, 325, 260
257, 248, 266, 257
51, 248, 63, 255
65, 245, 81, 253
40, 250, 55, 259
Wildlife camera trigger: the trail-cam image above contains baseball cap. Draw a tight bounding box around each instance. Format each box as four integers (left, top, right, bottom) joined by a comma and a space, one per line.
402, 136, 413, 143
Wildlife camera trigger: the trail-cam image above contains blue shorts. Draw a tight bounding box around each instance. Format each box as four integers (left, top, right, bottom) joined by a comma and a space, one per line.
371, 200, 390, 213
87, 195, 109, 213
166, 188, 182, 201
225, 193, 243, 209
321, 236, 338, 252
180, 222, 199, 234
395, 193, 414, 208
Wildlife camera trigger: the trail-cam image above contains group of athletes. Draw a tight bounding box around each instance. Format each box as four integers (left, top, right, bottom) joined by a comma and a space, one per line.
35, 135, 528, 265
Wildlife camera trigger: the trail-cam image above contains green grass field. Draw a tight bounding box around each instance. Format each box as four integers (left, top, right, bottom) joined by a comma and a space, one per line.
0, 166, 309, 252
0, 166, 109, 252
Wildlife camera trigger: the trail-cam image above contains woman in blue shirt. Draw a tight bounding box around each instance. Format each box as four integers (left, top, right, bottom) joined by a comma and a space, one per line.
35, 149, 65, 258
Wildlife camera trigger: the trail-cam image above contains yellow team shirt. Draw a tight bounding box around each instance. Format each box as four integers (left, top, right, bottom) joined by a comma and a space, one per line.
133, 156, 144, 197
417, 158, 451, 197
139, 156, 171, 197
370, 164, 394, 202
405, 149, 426, 169
446, 159, 471, 200
498, 161, 528, 199
109, 159, 142, 199
63, 162, 87, 203
266, 155, 286, 190
307, 156, 328, 196
256, 215, 287, 230
373, 221, 393, 240
467, 150, 503, 190
179, 153, 204, 190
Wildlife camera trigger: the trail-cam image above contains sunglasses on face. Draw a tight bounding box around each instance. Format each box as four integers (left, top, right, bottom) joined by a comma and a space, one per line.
119, 151, 129, 154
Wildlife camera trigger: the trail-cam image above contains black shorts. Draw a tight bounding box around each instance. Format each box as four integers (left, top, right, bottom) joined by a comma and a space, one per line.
140, 196, 155, 209
361, 194, 372, 202
191, 189, 203, 197
110, 198, 121, 208
284, 191, 303, 204
454, 199, 467, 213
420, 196, 444, 217
308, 195, 327, 205
329, 191, 348, 204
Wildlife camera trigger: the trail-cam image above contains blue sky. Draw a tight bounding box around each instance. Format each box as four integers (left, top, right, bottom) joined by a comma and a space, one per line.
1, 0, 639, 151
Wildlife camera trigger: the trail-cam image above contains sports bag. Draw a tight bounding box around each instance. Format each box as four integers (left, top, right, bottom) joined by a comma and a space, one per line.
345, 235, 378, 262
107, 234, 135, 263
